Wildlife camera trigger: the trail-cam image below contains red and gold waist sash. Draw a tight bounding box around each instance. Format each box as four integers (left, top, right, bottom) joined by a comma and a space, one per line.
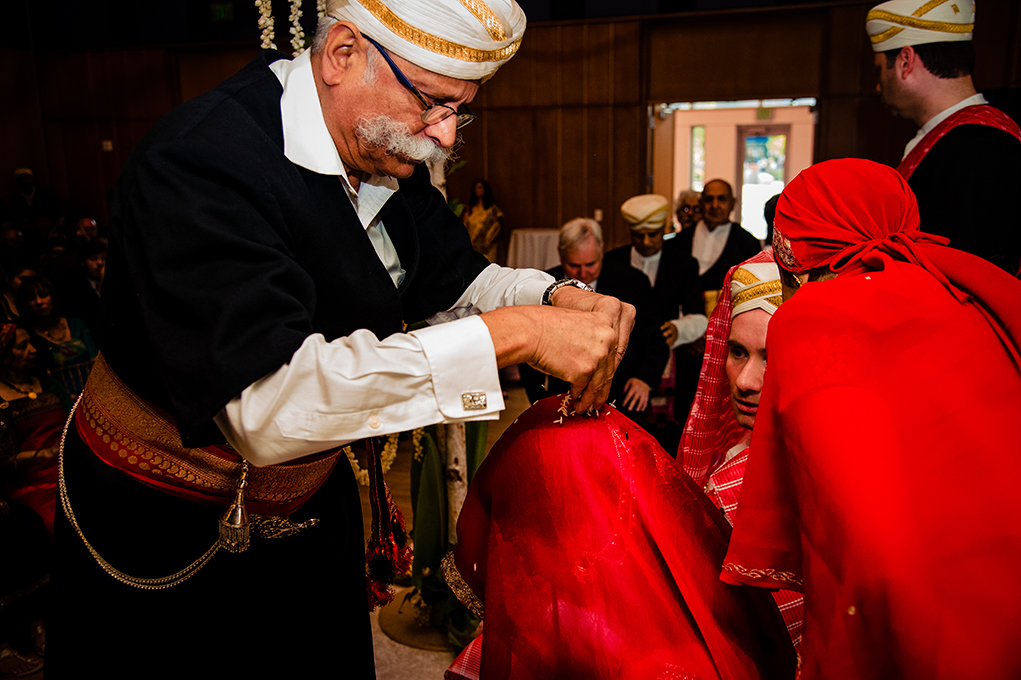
75, 354, 339, 516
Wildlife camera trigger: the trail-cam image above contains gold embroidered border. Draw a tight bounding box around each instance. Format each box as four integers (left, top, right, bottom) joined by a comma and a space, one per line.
80, 354, 338, 504
731, 267, 761, 286
360, 0, 521, 63
722, 561, 804, 587
868, 9, 973, 45
441, 551, 485, 618
456, 0, 506, 41
772, 228, 798, 271
732, 280, 783, 308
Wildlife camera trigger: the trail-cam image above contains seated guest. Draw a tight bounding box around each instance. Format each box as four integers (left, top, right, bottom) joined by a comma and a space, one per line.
674, 179, 762, 315
0, 261, 38, 322
723, 159, 1021, 678
520, 218, 668, 425
674, 188, 703, 232
56, 238, 106, 342
16, 276, 95, 402
679, 251, 803, 649
605, 194, 707, 440
0, 324, 68, 533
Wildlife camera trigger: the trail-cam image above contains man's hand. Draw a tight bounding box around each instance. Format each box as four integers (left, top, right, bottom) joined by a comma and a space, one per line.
621, 378, 651, 412
548, 286, 635, 413
661, 320, 679, 346
481, 289, 635, 414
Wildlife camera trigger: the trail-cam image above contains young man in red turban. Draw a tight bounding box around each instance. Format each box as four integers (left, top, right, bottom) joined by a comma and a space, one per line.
722, 158, 1021, 678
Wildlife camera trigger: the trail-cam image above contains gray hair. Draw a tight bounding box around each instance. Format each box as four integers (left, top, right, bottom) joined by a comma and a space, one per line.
312, 15, 380, 83
674, 189, 700, 210
559, 218, 603, 251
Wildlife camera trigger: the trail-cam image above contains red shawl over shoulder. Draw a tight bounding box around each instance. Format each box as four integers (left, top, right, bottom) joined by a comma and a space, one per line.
723, 159, 1021, 678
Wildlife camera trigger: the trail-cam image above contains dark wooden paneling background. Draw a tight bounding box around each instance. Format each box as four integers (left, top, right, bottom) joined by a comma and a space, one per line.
5, 0, 1021, 250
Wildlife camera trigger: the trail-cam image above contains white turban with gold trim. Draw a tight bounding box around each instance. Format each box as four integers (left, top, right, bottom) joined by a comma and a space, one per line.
620, 194, 670, 231
328, 0, 526, 82
730, 262, 783, 320
866, 0, 974, 53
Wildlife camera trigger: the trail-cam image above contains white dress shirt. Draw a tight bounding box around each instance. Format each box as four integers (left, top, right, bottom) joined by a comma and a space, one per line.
629, 246, 707, 349
215, 51, 552, 466
691, 220, 732, 276
902, 93, 988, 159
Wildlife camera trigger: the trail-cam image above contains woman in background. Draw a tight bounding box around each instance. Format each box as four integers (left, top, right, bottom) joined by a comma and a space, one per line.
462, 179, 504, 262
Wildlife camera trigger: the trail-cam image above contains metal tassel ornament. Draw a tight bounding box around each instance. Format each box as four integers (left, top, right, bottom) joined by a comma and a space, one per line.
219, 459, 251, 553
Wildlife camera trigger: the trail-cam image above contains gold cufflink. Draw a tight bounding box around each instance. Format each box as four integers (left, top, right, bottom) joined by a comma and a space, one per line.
461, 392, 487, 411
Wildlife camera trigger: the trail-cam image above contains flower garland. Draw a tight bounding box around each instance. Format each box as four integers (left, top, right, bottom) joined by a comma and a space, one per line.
345, 432, 400, 486
289, 0, 306, 55
255, 0, 277, 50
412, 427, 425, 462
317, 0, 327, 19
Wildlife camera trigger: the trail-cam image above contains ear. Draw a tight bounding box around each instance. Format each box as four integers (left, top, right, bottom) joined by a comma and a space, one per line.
319, 21, 364, 86
897, 45, 917, 79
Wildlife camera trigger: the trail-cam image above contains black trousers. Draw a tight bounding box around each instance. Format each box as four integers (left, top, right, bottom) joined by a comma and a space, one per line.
48, 424, 375, 678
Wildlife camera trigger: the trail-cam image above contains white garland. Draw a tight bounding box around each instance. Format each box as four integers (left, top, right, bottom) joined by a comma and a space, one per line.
289, 0, 306, 55
256, 0, 277, 50
345, 432, 400, 487
316, 0, 327, 18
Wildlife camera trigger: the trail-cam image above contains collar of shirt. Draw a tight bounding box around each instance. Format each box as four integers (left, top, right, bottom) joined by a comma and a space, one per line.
902, 92, 988, 159
269, 51, 404, 286
691, 220, 732, 276
630, 246, 661, 286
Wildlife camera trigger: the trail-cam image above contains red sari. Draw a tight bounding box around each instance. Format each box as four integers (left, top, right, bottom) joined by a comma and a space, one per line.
723, 159, 1021, 678
4, 392, 67, 534
448, 397, 795, 680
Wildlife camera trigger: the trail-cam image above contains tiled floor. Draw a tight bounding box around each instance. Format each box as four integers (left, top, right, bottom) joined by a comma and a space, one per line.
362, 384, 533, 679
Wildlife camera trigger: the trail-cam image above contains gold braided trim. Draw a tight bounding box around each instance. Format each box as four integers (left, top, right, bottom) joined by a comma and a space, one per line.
456, 0, 506, 41
732, 280, 784, 308
360, 0, 521, 63
868, 10, 973, 44
722, 561, 804, 587
731, 267, 761, 286
80, 354, 338, 505
441, 551, 484, 618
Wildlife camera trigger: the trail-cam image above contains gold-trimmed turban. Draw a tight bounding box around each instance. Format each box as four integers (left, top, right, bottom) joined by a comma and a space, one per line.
730, 262, 783, 320
866, 0, 973, 53
620, 194, 670, 231
328, 0, 526, 82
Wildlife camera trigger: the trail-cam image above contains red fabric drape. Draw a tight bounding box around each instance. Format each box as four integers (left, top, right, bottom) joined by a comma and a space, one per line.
724, 159, 1021, 678
452, 397, 795, 680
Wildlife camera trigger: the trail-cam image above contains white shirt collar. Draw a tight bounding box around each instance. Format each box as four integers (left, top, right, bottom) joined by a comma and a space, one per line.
269, 51, 399, 230
903, 92, 988, 159
630, 246, 661, 287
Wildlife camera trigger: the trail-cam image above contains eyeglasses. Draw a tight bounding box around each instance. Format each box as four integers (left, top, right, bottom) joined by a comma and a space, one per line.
677, 204, 703, 215
362, 35, 476, 130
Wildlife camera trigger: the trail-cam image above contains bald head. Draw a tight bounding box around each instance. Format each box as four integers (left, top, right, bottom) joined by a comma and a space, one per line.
702, 179, 735, 230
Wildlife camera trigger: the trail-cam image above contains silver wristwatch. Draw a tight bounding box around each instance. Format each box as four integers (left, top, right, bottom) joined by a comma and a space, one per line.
542, 278, 594, 305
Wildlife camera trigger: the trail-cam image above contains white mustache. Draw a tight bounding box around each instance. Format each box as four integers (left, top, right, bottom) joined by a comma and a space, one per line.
356, 115, 453, 166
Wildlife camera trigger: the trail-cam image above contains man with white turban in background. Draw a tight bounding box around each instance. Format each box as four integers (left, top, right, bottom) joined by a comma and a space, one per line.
867, 0, 1021, 273
48, 1, 633, 676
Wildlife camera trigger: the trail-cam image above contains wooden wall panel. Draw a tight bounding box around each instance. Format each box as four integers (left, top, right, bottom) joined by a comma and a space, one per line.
176, 48, 260, 104
532, 108, 563, 229
485, 109, 535, 234
609, 105, 643, 250
0, 49, 47, 193
560, 107, 589, 224
647, 9, 825, 103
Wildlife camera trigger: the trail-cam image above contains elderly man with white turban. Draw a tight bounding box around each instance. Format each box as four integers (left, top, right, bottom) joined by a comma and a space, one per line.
48, 1, 634, 675
867, 0, 1021, 274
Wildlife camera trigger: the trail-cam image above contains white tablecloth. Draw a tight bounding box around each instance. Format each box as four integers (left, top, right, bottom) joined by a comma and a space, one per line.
507, 228, 561, 271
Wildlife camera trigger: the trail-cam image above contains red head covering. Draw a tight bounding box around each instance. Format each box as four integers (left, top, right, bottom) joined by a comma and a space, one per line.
772, 158, 1021, 372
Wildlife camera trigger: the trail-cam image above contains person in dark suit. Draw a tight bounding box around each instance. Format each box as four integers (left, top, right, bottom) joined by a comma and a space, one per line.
604, 195, 710, 435
674, 180, 762, 308
521, 217, 667, 425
